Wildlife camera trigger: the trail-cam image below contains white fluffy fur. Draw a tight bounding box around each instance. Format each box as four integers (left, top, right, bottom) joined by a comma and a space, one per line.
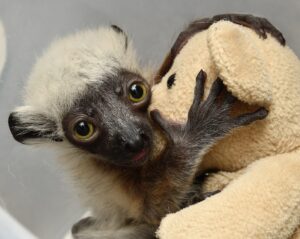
0, 20, 6, 77
21, 27, 140, 134
12, 27, 148, 237
58, 145, 141, 225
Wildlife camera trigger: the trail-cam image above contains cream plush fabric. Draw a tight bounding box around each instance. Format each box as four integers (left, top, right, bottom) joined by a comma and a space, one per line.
150, 21, 300, 239
0, 21, 6, 77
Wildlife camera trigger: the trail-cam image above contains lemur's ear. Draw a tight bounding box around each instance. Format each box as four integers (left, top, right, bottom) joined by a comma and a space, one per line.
111, 25, 125, 34
207, 21, 273, 106
111, 25, 128, 50
8, 106, 63, 144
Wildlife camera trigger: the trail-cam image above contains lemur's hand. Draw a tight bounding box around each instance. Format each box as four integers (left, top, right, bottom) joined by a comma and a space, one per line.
151, 70, 268, 149
184, 70, 268, 143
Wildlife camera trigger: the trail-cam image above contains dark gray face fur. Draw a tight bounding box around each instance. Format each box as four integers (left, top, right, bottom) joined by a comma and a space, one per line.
62, 70, 153, 167
9, 69, 153, 167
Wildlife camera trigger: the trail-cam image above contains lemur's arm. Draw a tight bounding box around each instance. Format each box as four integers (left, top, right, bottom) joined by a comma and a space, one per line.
141, 70, 268, 225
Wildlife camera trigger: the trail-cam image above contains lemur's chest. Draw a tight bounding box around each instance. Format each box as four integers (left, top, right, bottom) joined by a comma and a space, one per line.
63, 155, 142, 221
86, 171, 141, 219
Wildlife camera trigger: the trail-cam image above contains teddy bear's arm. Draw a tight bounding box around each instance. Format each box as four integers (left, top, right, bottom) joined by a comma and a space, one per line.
157, 153, 300, 239
201, 169, 246, 193
181, 169, 247, 207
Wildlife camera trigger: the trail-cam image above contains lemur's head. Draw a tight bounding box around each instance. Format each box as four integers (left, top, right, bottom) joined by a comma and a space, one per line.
8, 25, 153, 167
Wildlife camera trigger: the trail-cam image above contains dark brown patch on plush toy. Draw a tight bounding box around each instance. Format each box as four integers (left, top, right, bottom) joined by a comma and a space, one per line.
155, 14, 285, 84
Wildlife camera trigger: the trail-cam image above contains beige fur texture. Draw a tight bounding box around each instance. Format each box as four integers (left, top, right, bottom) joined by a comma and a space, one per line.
150, 21, 300, 239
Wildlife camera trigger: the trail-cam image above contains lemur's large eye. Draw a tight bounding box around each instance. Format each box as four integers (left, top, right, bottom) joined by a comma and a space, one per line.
128, 83, 147, 103
63, 115, 99, 144
73, 121, 95, 141
67, 116, 100, 143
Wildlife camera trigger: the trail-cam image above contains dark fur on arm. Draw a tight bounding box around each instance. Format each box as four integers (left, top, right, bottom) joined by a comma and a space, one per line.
141, 70, 267, 224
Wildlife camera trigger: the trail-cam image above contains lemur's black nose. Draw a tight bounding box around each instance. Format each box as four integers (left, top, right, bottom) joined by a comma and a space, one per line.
124, 135, 145, 153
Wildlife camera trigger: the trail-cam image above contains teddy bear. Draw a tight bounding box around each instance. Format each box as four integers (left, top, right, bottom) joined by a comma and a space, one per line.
149, 16, 300, 239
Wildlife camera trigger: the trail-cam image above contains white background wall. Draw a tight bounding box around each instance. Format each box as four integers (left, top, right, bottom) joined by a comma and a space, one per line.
0, 1, 299, 238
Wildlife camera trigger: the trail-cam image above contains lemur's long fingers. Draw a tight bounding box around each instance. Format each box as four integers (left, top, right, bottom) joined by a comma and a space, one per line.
205, 78, 224, 104
189, 70, 206, 116
150, 110, 173, 140
223, 90, 237, 106
194, 70, 206, 103
233, 107, 268, 126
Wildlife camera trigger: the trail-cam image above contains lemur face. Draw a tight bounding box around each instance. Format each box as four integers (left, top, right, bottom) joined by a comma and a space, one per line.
8, 25, 153, 167
62, 70, 153, 167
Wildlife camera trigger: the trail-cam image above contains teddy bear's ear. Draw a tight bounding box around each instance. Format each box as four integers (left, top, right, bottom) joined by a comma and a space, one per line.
207, 21, 272, 106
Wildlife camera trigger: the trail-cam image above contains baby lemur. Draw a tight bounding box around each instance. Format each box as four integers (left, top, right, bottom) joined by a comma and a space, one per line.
8, 15, 284, 239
